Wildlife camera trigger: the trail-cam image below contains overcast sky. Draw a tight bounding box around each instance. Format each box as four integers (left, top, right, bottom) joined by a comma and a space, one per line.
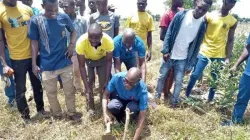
33, 0, 250, 18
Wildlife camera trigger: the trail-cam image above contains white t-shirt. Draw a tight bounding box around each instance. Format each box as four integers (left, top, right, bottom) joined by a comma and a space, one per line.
171, 10, 203, 60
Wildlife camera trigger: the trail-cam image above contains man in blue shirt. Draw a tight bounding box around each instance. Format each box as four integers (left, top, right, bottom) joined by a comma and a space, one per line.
113, 28, 147, 82
102, 67, 148, 140
229, 34, 250, 124
28, 0, 78, 120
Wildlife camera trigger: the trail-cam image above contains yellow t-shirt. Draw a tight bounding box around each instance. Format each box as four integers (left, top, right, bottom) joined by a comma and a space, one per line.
0, 2, 33, 60
200, 12, 237, 58
76, 33, 114, 60
126, 12, 155, 50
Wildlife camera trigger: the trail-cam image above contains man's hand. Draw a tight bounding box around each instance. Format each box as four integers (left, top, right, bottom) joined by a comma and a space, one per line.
163, 53, 170, 62
3, 65, 14, 77
32, 65, 40, 77
146, 51, 152, 61
225, 58, 230, 65
185, 70, 191, 75
103, 113, 111, 124
230, 65, 237, 72
66, 44, 74, 59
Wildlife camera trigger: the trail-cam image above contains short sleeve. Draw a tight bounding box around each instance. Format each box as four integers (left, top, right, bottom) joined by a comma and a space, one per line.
75, 35, 86, 55
103, 35, 114, 53
205, 12, 212, 23
106, 75, 117, 93
64, 14, 74, 32
139, 85, 148, 111
159, 13, 170, 27
114, 15, 120, 28
113, 36, 121, 58
247, 34, 250, 45
136, 37, 146, 58
28, 16, 40, 40
148, 15, 155, 32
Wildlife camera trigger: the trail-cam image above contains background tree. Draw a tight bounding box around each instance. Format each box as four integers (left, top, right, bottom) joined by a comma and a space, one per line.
164, 0, 219, 11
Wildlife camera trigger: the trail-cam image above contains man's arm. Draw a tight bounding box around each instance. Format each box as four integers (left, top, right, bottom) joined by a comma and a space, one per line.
104, 52, 113, 88
77, 54, 91, 92
226, 22, 238, 63
146, 31, 152, 61
160, 27, 168, 41
31, 40, 40, 76
114, 27, 119, 38
232, 48, 249, 69
0, 28, 6, 67
102, 89, 111, 123
133, 111, 146, 140
138, 57, 146, 82
114, 57, 121, 73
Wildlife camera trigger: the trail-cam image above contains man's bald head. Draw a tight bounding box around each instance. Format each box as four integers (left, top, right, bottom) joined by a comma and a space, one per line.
88, 23, 103, 47
122, 28, 136, 48
126, 67, 142, 83
88, 23, 102, 35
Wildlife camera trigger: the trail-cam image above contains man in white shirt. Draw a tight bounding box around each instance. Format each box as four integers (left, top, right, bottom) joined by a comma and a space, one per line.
154, 0, 213, 107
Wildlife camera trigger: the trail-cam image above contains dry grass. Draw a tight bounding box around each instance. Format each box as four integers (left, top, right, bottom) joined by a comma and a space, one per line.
1, 22, 250, 140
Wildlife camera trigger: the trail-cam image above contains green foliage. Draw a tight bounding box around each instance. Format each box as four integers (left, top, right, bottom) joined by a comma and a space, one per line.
204, 35, 247, 109
164, 0, 219, 11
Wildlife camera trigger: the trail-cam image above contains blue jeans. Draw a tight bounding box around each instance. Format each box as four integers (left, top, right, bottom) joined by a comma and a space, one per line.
232, 74, 250, 124
186, 54, 225, 101
155, 59, 186, 104
121, 58, 137, 71
0, 48, 15, 105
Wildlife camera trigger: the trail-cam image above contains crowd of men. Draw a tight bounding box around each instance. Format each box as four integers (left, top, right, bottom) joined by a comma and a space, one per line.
0, 0, 249, 138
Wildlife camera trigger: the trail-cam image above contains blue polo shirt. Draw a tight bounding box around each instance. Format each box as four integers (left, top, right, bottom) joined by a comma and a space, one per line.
106, 72, 148, 111
245, 34, 250, 76
28, 13, 74, 71
113, 35, 146, 60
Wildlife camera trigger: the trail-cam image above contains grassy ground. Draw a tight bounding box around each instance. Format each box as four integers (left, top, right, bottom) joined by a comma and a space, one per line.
0, 22, 250, 140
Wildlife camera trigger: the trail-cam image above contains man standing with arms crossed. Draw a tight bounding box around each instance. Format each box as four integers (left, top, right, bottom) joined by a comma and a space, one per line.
0, 0, 44, 122
126, 0, 154, 62
186, 0, 238, 102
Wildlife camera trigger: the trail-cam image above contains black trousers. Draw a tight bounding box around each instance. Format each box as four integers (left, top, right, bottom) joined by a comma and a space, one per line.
11, 57, 44, 119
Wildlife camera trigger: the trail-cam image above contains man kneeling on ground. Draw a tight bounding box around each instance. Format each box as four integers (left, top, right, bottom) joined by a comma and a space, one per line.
102, 67, 148, 140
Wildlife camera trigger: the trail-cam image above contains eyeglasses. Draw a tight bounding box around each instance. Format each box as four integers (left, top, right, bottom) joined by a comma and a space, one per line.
123, 78, 139, 87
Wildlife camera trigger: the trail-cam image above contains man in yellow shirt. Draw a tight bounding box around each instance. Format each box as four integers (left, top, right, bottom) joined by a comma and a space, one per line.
186, 0, 238, 102
0, 0, 44, 122
126, 0, 154, 61
76, 23, 114, 115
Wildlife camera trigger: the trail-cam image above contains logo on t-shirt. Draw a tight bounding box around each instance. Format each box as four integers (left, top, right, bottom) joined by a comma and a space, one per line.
97, 21, 112, 31
8, 15, 28, 28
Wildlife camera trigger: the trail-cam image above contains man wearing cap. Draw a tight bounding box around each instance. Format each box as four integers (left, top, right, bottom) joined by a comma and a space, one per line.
186, 0, 238, 102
